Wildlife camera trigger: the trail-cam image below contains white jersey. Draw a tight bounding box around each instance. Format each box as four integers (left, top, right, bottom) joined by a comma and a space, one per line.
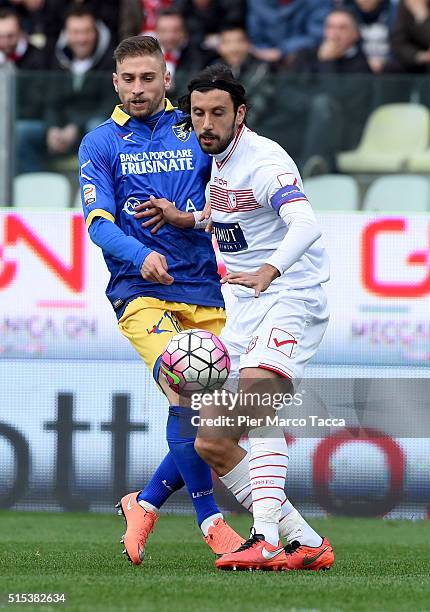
210, 125, 329, 298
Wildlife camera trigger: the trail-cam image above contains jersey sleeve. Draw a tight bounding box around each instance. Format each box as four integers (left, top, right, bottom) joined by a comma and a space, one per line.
89, 217, 151, 271
78, 135, 116, 229
250, 147, 310, 215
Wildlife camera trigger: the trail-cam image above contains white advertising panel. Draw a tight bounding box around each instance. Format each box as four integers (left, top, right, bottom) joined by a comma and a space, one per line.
0, 210, 429, 365
0, 361, 429, 517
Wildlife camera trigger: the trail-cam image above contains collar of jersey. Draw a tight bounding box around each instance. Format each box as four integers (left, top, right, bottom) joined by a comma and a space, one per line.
111, 98, 175, 126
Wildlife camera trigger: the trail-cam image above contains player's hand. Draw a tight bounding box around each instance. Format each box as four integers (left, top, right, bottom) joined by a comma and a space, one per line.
135, 196, 195, 232
141, 251, 174, 284
200, 200, 213, 233
134, 197, 166, 234
221, 264, 280, 298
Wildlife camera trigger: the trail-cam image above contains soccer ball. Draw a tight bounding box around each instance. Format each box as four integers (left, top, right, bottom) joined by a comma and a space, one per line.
160, 329, 230, 397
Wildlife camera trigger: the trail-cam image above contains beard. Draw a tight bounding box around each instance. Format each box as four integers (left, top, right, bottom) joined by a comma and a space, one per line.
198, 121, 237, 155
123, 92, 164, 119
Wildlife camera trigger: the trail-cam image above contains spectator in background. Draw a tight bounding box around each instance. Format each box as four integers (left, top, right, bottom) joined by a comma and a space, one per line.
0, 0, 47, 48
343, 0, 397, 72
19, 5, 116, 172
1, 0, 121, 54
0, 7, 48, 174
172, 0, 246, 49
295, 7, 371, 72
247, 0, 331, 67
213, 25, 274, 124
0, 6, 45, 66
291, 8, 372, 173
45, 6, 115, 157
155, 8, 215, 95
391, 0, 430, 71
119, 0, 173, 39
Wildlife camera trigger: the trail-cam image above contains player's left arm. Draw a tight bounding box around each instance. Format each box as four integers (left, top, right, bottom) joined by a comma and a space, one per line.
222, 199, 320, 297
222, 157, 321, 297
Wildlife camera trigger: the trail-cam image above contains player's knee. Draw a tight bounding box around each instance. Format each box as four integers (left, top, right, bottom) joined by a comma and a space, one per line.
194, 436, 213, 461
194, 437, 230, 467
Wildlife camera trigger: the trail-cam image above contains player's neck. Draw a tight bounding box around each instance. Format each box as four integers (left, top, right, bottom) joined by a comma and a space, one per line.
211, 125, 245, 162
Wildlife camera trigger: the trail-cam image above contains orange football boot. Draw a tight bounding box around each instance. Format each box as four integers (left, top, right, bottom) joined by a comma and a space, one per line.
204, 518, 245, 555
116, 491, 158, 565
215, 530, 289, 571
284, 537, 334, 570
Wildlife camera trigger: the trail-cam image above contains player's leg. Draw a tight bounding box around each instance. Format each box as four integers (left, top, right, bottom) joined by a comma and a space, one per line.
118, 298, 243, 561
197, 368, 293, 570
116, 298, 186, 563
246, 286, 333, 570
196, 288, 334, 570
218, 448, 322, 547
233, 286, 332, 570
165, 304, 244, 552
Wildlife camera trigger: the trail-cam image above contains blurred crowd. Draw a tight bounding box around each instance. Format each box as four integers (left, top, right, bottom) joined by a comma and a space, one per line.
2, 0, 430, 174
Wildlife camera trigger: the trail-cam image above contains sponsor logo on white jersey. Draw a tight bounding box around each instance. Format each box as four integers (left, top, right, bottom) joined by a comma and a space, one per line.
214, 176, 228, 187
267, 328, 298, 358
213, 222, 248, 252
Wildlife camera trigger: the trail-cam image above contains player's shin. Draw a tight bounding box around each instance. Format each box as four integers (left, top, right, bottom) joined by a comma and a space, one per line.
220, 452, 323, 547
138, 451, 184, 511
166, 405, 222, 530
248, 426, 288, 546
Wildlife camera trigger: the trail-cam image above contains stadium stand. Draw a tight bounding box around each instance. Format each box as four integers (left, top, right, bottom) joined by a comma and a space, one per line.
337, 103, 430, 174
304, 174, 360, 211
362, 174, 430, 212
4, 0, 430, 214
406, 150, 430, 173
13, 172, 71, 208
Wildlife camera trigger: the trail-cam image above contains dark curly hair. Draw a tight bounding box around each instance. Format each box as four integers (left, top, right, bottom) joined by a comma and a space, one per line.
178, 64, 248, 129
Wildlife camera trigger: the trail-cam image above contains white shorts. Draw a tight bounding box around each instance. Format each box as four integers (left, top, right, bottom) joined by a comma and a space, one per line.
220, 285, 329, 382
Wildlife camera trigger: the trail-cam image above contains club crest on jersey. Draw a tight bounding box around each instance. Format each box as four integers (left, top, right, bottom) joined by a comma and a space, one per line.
227, 191, 237, 209
172, 122, 191, 142
246, 336, 259, 354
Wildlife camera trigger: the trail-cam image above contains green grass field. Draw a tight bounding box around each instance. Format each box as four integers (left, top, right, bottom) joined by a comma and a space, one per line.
0, 511, 429, 612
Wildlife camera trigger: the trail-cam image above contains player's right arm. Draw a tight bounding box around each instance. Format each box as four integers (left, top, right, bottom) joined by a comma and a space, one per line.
78, 137, 173, 285
133, 197, 211, 232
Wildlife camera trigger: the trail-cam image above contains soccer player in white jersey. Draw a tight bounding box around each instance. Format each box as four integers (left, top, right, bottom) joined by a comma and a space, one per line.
144, 64, 335, 571
177, 64, 334, 571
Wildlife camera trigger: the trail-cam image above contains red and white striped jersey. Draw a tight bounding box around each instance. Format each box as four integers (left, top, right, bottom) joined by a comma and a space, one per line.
210, 125, 329, 297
